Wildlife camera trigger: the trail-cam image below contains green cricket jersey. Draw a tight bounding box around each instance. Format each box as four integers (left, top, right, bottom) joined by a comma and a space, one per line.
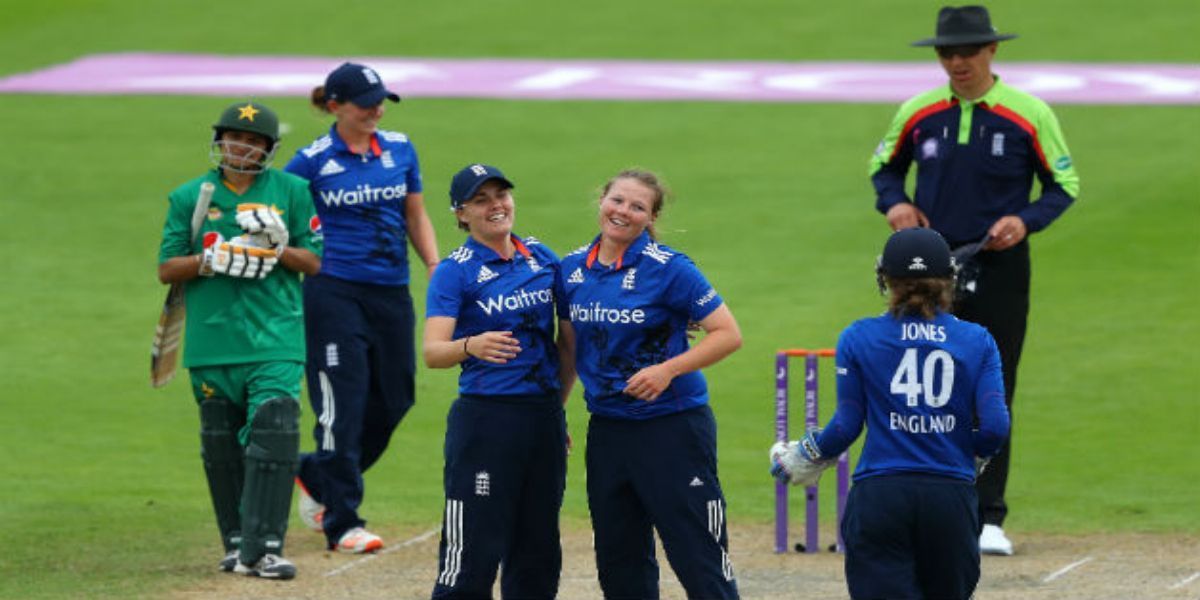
158, 168, 322, 368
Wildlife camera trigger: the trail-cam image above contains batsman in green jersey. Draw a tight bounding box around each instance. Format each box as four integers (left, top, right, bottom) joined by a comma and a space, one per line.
157, 101, 322, 580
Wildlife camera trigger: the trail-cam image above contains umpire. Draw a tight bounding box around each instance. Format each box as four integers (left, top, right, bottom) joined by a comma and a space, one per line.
868, 5, 1080, 555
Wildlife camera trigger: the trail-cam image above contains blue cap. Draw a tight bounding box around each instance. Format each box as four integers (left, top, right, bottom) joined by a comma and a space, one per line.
449, 164, 514, 209
324, 62, 400, 107
879, 227, 954, 278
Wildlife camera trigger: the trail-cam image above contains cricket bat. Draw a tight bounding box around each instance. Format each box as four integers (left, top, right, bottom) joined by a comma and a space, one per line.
151, 181, 214, 388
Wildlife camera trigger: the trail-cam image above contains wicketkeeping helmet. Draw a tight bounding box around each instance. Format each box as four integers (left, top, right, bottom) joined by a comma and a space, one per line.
210, 101, 280, 173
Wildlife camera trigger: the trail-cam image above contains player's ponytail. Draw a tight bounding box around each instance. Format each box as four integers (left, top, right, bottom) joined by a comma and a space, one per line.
310, 86, 334, 114
884, 277, 953, 319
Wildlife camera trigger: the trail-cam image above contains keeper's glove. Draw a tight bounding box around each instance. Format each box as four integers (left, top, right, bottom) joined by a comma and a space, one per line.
769, 430, 834, 487
975, 456, 991, 476
236, 203, 289, 257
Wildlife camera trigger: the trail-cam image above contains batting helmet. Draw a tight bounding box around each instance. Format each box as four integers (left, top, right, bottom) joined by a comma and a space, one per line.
212, 101, 280, 147
878, 227, 955, 279
210, 101, 279, 173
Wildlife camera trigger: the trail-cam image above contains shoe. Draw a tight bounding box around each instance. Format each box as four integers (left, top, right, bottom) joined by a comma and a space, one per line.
979, 524, 1014, 556
218, 549, 239, 573
295, 476, 325, 532
336, 527, 384, 554
234, 553, 297, 580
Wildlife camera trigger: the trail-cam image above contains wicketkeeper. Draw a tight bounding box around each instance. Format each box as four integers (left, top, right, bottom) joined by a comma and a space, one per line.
156, 101, 321, 579
770, 228, 1009, 599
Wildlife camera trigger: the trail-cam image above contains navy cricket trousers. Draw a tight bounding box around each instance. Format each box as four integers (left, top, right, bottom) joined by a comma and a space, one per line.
586, 405, 738, 600
297, 273, 416, 546
841, 474, 980, 600
432, 394, 567, 599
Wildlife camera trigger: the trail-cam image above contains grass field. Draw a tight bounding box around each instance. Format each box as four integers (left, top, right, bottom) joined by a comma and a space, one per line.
0, 1, 1197, 597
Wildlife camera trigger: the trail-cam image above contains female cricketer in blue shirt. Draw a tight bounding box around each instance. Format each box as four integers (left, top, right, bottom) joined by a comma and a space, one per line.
284, 62, 441, 554
771, 227, 1010, 600
424, 164, 569, 599
557, 169, 742, 599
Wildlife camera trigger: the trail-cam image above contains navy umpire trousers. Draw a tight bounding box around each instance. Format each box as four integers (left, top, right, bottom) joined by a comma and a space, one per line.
841, 474, 980, 600
587, 405, 738, 600
432, 394, 567, 599
297, 273, 416, 546
954, 240, 1029, 527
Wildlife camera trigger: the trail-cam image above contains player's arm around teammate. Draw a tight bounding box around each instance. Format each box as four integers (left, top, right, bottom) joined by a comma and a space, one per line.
770, 228, 1009, 600
156, 101, 322, 580
423, 165, 567, 599
555, 169, 741, 599
283, 63, 440, 554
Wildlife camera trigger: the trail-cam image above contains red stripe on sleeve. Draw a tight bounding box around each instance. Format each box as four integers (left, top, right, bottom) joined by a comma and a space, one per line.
890, 99, 957, 162
984, 104, 1048, 169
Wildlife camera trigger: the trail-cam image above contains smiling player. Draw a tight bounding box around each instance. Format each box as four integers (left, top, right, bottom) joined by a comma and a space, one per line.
556, 169, 742, 599
157, 100, 321, 580
285, 62, 440, 554
424, 164, 569, 598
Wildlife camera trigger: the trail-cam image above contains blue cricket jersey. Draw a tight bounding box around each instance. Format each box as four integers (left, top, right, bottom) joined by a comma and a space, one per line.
285, 125, 423, 285
556, 232, 723, 419
426, 234, 561, 397
816, 311, 1010, 483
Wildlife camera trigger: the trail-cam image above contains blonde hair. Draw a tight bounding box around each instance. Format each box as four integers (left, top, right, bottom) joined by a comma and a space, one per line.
600, 169, 669, 240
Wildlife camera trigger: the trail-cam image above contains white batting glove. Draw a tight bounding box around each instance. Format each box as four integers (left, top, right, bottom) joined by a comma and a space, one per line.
236, 204, 289, 257
200, 233, 277, 280
769, 431, 834, 487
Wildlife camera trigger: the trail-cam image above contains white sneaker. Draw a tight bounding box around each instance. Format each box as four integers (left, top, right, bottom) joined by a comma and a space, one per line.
980, 524, 1014, 555
336, 527, 384, 554
295, 477, 325, 532
218, 549, 239, 573
234, 553, 297, 580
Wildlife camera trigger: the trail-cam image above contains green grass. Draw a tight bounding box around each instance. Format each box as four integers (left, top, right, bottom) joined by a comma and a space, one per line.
0, 1, 1197, 597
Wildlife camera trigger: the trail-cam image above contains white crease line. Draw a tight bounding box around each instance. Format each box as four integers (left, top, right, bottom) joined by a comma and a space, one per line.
325, 527, 440, 577
1042, 556, 1094, 583
1168, 571, 1200, 590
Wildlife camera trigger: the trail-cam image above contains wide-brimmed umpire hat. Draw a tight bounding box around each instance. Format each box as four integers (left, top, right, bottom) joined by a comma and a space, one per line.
324, 62, 401, 107
449, 164, 514, 209
879, 228, 955, 279
912, 5, 1018, 47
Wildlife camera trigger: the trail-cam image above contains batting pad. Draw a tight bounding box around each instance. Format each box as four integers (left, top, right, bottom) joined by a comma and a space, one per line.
240, 397, 300, 563
200, 397, 245, 552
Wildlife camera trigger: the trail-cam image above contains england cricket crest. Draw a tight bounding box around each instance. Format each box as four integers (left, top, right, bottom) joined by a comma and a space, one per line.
621, 268, 637, 291
474, 471, 491, 497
